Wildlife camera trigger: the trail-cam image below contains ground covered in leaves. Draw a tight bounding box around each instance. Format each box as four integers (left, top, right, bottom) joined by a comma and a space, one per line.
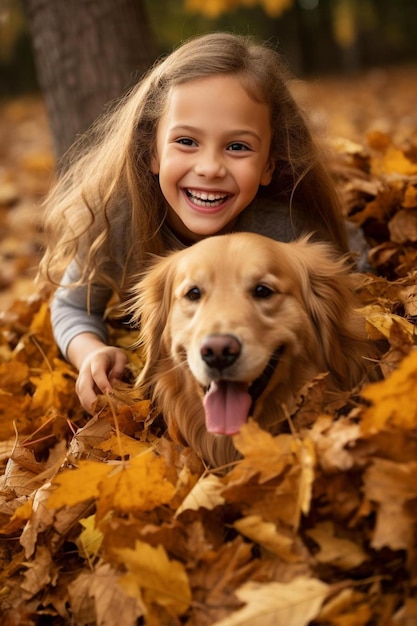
1, 65, 417, 625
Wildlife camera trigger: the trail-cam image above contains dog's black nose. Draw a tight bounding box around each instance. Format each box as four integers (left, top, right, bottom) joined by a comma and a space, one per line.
200, 334, 241, 370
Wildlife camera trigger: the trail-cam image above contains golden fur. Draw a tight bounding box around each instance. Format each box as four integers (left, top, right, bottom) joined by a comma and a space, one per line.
131, 233, 374, 468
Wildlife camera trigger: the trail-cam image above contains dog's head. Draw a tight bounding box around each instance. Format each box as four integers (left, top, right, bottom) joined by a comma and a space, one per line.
130, 232, 371, 445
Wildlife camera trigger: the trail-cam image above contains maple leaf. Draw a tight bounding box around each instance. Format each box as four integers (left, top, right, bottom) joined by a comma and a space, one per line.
114, 539, 191, 616
47, 460, 112, 510
96, 452, 176, 520
29, 357, 77, 413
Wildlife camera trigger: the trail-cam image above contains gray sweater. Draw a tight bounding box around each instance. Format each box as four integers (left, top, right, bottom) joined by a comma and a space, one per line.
50, 199, 336, 357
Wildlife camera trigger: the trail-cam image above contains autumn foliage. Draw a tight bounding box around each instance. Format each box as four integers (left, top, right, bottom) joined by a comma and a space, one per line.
1, 69, 417, 625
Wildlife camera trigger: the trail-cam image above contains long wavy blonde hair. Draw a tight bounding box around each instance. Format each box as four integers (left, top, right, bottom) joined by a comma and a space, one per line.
37, 31, 347, 297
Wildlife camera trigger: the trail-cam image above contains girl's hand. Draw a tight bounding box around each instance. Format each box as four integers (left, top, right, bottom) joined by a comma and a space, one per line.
67, 333, 128, 413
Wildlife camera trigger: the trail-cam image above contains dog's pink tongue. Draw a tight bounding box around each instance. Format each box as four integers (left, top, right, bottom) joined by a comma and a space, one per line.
203, 381, 252, 435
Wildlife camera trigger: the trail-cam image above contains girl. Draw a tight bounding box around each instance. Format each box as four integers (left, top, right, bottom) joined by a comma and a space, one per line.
38, 32, 349, 413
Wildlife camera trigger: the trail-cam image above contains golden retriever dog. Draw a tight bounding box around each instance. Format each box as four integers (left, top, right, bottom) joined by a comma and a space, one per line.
131, 232, 373, 468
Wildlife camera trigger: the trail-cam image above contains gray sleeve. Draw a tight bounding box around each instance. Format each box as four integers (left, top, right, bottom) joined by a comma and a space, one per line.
50, 260, 113, 358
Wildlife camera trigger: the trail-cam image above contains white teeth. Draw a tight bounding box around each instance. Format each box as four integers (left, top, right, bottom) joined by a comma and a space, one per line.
186, 189, 228, 207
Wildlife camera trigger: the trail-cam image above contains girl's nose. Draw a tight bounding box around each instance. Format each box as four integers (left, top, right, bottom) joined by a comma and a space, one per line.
194, 150, 226, 179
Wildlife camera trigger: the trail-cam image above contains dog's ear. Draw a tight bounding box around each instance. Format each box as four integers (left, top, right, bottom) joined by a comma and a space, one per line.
128, 253, 177, 385
289, 238, 371, 389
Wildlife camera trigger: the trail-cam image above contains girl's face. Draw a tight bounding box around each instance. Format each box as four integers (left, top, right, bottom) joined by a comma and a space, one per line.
151, 75, 273, 242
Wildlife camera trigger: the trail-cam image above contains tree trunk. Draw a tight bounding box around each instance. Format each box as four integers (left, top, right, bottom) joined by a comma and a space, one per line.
22, 0, 158, 159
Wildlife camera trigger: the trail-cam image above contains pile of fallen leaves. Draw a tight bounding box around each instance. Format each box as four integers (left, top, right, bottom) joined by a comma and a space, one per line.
1, 70, 417, 625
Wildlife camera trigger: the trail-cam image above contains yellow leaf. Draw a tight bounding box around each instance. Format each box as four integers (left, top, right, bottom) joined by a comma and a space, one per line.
357, 304, 415, 341
29, 358, 77, 412
360, 351, 417, 434
213, 577, 329, 626
402, 184, 417, 208
77, 514, 104, 559
115, 539, 191, 616
96, 452, 175, 519
98, 432, 153, 458
175, 474, 225, 516
29, 301, 54, 341
234, 514, 297, 561
371, 145, 417, 177
47, 461, 112, 509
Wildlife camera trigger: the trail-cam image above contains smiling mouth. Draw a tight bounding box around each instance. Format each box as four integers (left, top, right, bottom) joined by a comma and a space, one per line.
185, 189, 231, 207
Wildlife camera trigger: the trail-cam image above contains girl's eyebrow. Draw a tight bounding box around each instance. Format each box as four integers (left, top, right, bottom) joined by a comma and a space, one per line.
169, 124, 262, 141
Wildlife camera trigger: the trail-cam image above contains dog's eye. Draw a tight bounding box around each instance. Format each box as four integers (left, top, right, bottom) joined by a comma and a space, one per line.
185, 287, 201, 301
253, 284, 274, 299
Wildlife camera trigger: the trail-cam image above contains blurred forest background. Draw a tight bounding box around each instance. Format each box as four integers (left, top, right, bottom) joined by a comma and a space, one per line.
2, 0, 417, 94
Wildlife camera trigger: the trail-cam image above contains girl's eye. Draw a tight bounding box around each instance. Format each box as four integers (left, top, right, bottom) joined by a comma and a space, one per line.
176, 137, 196, 147
185, 286, 201, 301
228, 142, 250, 152
253, 284, 274, 299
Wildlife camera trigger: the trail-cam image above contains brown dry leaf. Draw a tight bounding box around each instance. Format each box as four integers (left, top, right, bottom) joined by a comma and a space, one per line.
318, 588, 372, 626
21, 545, 58, 600
212, 576, 329, 626
114, 539, 191, 616
230, 421, 315, 488
393, 598, 417, 625
306, 415, 361, 472
402, 184, 417, 208
364, 457, 417, 551
68, 562, 145, 626
358, 303, 415, 341
399, 284, 417, 317
389, 209, 417, 243
306, 521, 367, 570
360, 351, 417, 434
188, 537, 258, 625
0, 497, 32, 534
